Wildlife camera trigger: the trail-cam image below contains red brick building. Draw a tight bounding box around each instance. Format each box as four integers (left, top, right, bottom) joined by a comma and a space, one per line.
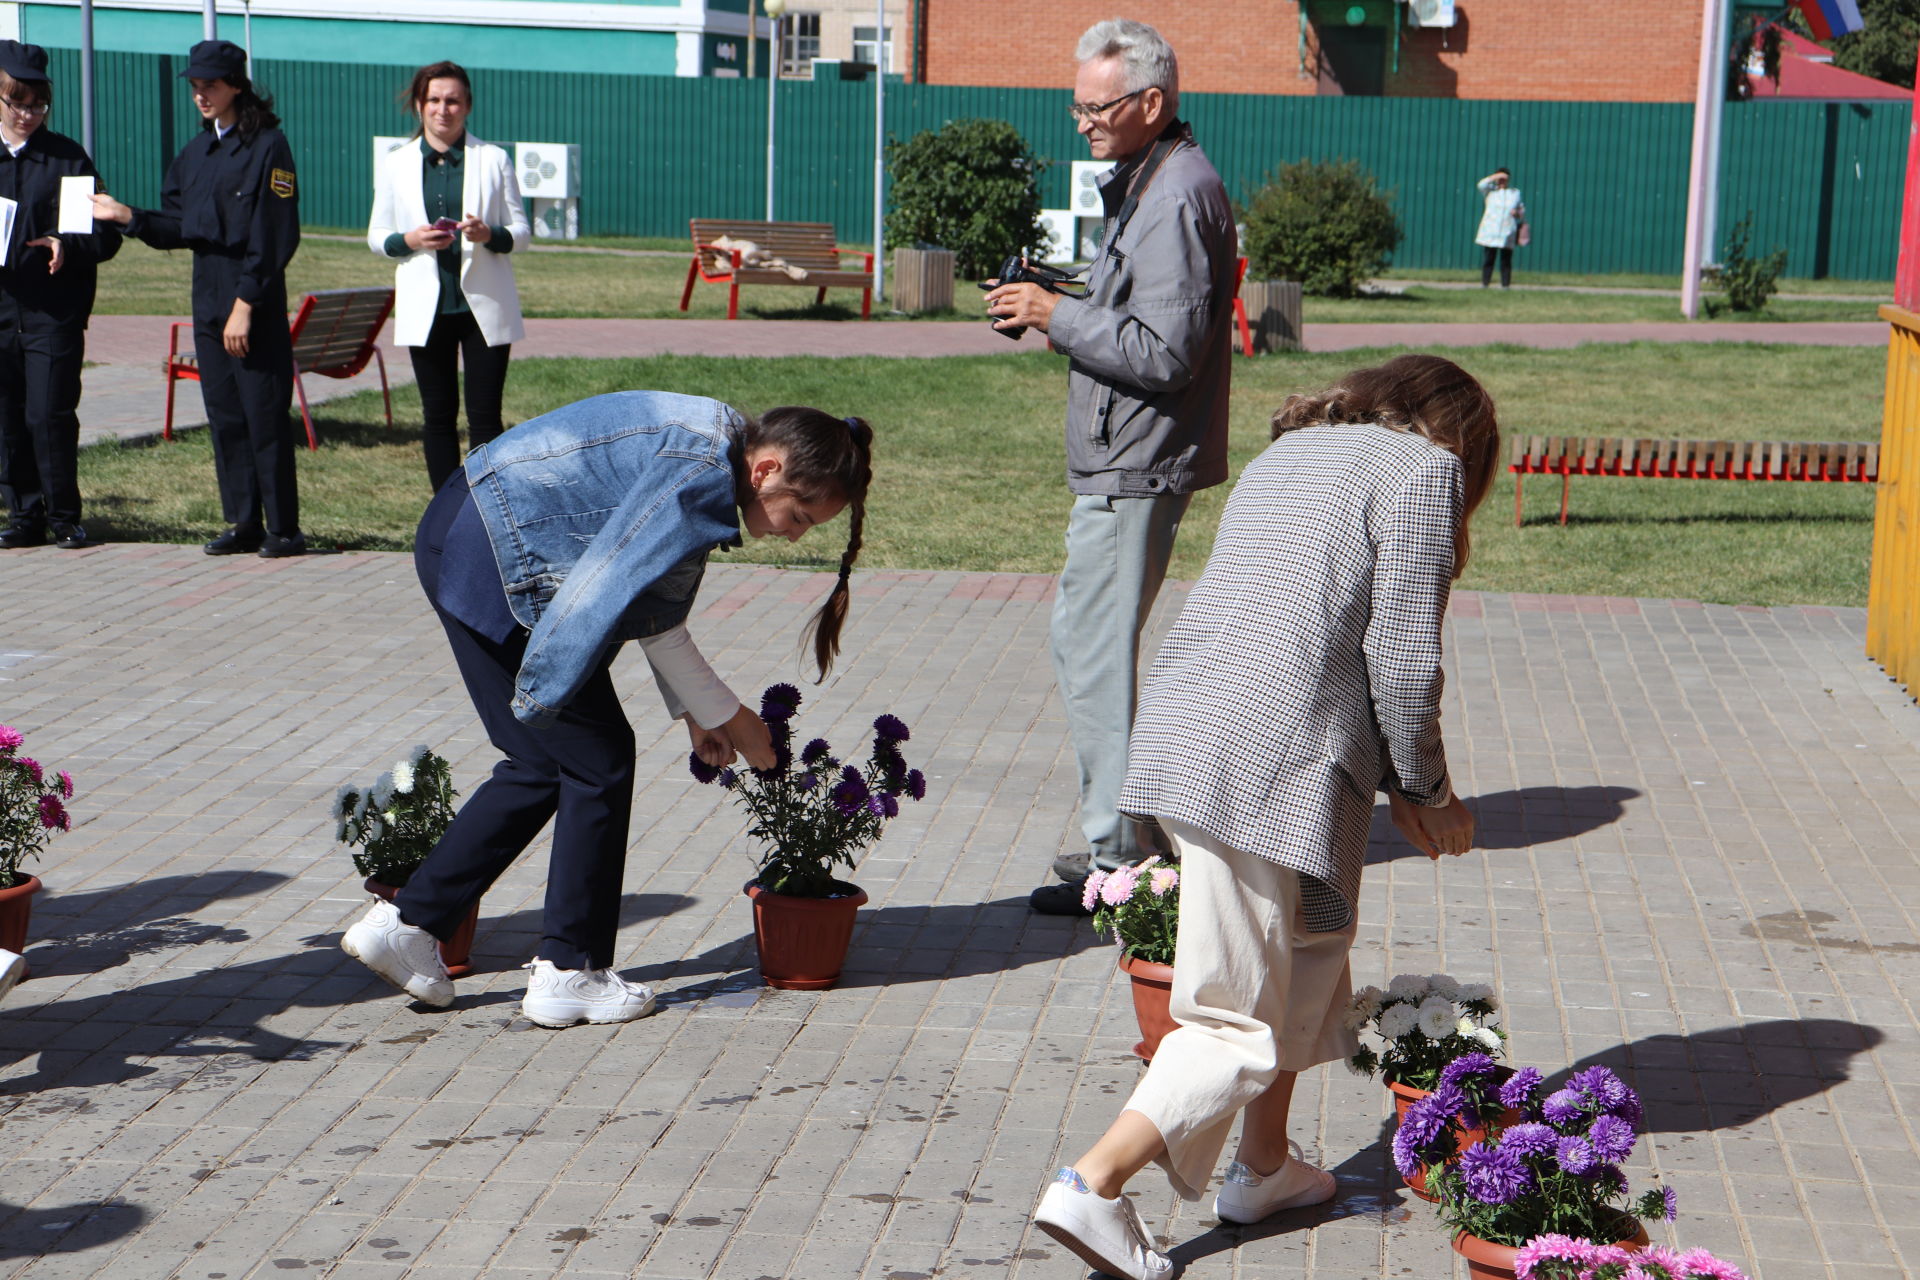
906, 0, 1704, 102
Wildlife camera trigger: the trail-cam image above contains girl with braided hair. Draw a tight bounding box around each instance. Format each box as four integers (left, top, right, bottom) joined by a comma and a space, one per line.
342, 391, 872, 1028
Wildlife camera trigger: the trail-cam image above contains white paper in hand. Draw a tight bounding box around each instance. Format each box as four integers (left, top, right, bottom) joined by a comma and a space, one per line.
0, 198, 15, 266
58, 176, 96, 234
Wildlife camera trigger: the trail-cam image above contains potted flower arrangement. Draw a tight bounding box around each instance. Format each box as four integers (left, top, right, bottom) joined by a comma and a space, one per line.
1406, 1063, 1677, 1280
1515, 1234, 1751, 1280
0, 724, 75, 971
331, 745, 473, 974
1347, 973, 1510, 1198
1081, 858, 1179, 1061
692, 683, 925, 991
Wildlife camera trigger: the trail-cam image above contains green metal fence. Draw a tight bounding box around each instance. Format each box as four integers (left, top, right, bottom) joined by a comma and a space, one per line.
47, 47, 1908, 279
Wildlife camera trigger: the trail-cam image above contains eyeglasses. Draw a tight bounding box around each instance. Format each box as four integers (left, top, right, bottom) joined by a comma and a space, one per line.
1, 98, 49, 117
1068, 86, 1146, 123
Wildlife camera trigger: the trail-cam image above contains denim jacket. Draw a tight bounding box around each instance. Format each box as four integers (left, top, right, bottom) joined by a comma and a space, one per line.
462, 391, 744, 727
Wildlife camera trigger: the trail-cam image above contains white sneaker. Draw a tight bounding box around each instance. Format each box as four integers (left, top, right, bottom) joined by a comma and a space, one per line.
520, 959, 657, 1027
341, 900, 454, 1008
1031, 1167, 1173, 1280
0, 948, 25, 1002
1213, 1144, 1337, 1224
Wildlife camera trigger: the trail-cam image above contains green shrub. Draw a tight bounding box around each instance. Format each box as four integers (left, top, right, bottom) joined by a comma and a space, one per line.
885, 118, 1048, 279
1240, 159, 1401, 297
1710, 213, 1789, 313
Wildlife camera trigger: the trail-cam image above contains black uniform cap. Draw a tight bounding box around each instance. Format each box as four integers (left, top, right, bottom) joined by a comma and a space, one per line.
180, 39, 247, 83
0, 39, 50, 82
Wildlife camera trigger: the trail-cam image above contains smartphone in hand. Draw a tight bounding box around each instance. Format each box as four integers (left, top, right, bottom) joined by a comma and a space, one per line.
431, 217, 460, 233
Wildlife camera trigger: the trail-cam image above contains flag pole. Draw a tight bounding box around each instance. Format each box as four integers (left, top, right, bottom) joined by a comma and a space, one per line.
1681, 0, 1732, 318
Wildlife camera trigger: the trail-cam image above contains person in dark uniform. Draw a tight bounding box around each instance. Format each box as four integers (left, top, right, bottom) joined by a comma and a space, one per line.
0, 39, 120, 551
93, 39, 304, 558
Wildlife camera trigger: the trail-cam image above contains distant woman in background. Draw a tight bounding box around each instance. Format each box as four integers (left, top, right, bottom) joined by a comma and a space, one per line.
1474, 167, 1526, 290
0, 39, 119, 552
368, 61, 527, 491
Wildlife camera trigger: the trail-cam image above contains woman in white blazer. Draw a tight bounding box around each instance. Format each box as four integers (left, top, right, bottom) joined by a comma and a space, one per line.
1031, 355, 1500, 1280
368, 61, 528, 490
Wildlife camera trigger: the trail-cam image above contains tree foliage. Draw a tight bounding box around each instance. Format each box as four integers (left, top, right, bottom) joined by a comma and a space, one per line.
1239, 159, 1402, 297
884, 118, 1048, 279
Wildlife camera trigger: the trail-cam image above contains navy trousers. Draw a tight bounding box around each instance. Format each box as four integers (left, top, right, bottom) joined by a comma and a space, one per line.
400, 482, 635, 970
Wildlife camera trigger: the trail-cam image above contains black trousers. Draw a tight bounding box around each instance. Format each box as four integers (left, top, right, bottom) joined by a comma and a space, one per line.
400, 485, 635, 970
192, 256, 299, 535
410, 309, 512, 491
0, 319, 85, 528
1481, 245, 1513, 288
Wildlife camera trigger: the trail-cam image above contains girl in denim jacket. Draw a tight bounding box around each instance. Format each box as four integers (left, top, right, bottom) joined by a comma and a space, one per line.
344, 392, 872, 1028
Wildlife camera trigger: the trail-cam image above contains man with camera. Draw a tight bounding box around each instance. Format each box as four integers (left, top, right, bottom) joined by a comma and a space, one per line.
985, 18, 1235, 916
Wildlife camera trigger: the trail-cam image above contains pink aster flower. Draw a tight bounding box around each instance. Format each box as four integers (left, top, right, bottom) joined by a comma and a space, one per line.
1673, 1249, 1751, 1280
1081, 870, 1107, 913
1149, 867, 1178, 896
0, 724, 21, 751
1514, 1236, 1598, 1279
1099, 865, 1138, 907
38, 793, 70, 831
56, 770, 73, 799
15, 756, 41, 785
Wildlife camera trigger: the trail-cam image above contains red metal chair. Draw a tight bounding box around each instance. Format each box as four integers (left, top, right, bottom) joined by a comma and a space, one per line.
163, 286, 396, 450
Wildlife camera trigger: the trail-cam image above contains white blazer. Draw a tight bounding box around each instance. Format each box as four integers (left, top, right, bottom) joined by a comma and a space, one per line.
368, 132, 529, 347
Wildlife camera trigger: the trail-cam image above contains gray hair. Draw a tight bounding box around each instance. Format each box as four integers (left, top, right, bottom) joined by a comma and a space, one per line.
1076, 18, 1179, 115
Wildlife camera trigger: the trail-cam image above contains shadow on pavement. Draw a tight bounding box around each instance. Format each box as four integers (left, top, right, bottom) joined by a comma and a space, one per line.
22, 870, 288, 978
1365, 784, 1639, 865
0, 1199, 146, 1262
1550, 1018, 1884, 1133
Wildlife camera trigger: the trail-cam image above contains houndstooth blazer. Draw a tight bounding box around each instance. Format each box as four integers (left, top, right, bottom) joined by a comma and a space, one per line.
1119, 421, 1460, 932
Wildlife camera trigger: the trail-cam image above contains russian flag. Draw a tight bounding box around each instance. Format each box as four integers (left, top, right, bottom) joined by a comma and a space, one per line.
1796, 0, 1865, 42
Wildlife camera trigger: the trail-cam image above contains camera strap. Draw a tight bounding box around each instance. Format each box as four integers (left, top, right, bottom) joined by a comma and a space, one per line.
1101, 122, 1186, 266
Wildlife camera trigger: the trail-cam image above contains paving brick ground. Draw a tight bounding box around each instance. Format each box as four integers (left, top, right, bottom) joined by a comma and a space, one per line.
3, 541, 1919, 1280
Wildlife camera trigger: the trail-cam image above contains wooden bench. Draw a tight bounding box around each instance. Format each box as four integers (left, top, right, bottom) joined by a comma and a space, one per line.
164, 286, 395, 450
679, 219, 873, 320
1509, 435, 1879, 526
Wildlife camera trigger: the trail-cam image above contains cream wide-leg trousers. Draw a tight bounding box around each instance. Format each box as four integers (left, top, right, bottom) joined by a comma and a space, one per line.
1123, 817, 1361, 1200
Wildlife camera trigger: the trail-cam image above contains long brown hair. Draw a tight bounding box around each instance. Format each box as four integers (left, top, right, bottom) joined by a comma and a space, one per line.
402, 61, 471, 139
741, 407, 874, 680
1270, 353, 1499, 576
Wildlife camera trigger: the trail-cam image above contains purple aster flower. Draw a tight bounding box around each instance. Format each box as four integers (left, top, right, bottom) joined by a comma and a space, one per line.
797, 772, 820, 791
1660, 1184, 1679, 1222
878, 793, 899, 818
1555, 1135, 1595, 1177
1570, 1065, 1630, 1112
801, 738, 831, 766
1610, 1086, 1645, 1128
1587, 1113, 1636, 1163
1458, 1142, 1533, 1205
1391, 1124, 1424, 1178
1500, 1066, 1543, 1112
688, 751, 721, 784
718, 768, 738, 789
1542, 1088, 1585, 1127
1399, 1084, 1464, 1149
873, 713, 910, 743
1439, 1052, 1498, 1091
759, 683, 802, 723
905, 769, 926, 800
1497, 1122, 1558, 1160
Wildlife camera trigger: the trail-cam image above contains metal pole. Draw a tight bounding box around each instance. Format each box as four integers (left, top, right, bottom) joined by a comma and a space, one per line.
1699, 0, 1731, 272
203, 0, 218, 41
765, 10, 780, 220
79, 0, 95, 157
244, 0, 253, 63
872, 0, 885, 304
1680, 0, 1728, 318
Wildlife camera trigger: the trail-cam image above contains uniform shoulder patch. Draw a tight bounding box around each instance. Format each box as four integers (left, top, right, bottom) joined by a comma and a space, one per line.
269, 168, 296, 199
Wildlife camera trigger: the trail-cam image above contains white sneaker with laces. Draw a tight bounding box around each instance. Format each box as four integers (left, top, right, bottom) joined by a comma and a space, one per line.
1213, 1142, 1337, 1224
0, 947, 25, 1002
341, 900, 454, 1008
520, 958, 657, 1027
1031, 1167, 1173, 1280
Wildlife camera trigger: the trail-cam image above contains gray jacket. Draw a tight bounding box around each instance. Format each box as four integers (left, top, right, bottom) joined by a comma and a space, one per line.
1047, 123, 1236, 497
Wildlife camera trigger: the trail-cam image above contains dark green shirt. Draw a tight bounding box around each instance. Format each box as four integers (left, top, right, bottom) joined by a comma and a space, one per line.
381, 135, 514, 318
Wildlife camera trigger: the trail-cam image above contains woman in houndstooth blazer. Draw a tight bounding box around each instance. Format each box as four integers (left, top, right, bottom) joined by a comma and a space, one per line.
1032, 355, 1500, 1280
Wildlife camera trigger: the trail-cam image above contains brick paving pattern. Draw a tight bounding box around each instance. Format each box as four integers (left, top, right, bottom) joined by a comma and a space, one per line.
2, 543, 1918, 1279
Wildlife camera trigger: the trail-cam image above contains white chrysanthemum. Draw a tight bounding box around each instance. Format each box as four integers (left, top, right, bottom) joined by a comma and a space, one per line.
1417, 996, 1457, 1040
1378, 1002, 1419, 1041
1353, 985, 1385, 1020
1456, 1014, 1478, 1038
390, 760, 416, 795
332, 784, 356, 821
1427, 973, 1462, 1001
1455, 982, 1496, 1004
1474, 1027, 1504, 1051
1341, 1004, 1373, 1035
1386, 973, 1430, 1002
370, 771, 396, 809
408, 743, 433, 765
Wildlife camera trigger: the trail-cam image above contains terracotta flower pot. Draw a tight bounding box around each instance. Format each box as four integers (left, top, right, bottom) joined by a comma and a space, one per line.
1118, 951, 1177, 1062
363, 876, 481, 978
1452, 1221, 1650, 1280
0, 873, 41, 977
743, 879, 867, 990
1387, 1078, 1516, 1202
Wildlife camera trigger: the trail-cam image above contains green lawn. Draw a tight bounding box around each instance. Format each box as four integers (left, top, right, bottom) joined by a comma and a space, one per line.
93, 236, 1888, 324
75, 343, 1884, 606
